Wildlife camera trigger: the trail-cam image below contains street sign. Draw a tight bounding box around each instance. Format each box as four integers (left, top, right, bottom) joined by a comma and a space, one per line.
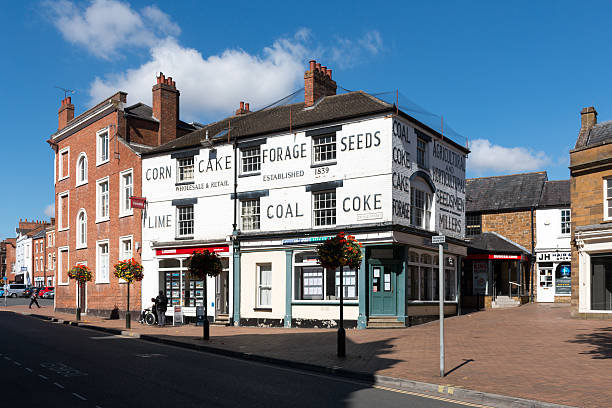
432, 235, 445, 244
130, 196, 147, 209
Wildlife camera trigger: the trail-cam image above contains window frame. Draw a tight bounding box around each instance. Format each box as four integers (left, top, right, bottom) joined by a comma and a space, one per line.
96, 239, 110, 284
96, 127, 110, 166
58, 191, 69, 231
561, 209, 571, 235
76, 152, 88, 186
57, 247, 69, 286
604, 178, 612, 221
416, 138, 427, 168
176, 157, 195, 183
312, 190, 336, 227
466, 213, 482, 237
407, 250, 457, 302
176, 205, 194, 239
119, 168, 134, 217
58, 146, 70, 181
240, 198, 261, 231
311, 133, 337, 165
256, 263, 272, 308
240, 146, 261, 175
76, 209, 87, 249
119, 235, 133, 262
411, 186, 432, 231
96, 176, 110, 223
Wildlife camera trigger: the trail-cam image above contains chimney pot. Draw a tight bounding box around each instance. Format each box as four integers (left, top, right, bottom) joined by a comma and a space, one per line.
245, 103, 250, 112
581, 106, 598, 130
66, 96, 71, 105
316, 62, 321, 71
321, 66, 327, 75
240, 101, 244, 110
309, 60, 316, 71
327, 69, 332, 78
304, 59, 337, 107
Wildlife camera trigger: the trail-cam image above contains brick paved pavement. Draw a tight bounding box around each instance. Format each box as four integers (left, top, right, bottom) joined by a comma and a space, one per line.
2, 303, 610, 407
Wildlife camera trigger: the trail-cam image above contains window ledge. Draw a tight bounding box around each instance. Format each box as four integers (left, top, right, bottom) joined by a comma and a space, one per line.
417, 164, 429, 171
253, 307, 272, 311
175, 181, 195, 186
95, 218, 110, 224
95, 281, 110, 285
119, 212, 133, 219
175, 236, 194, 240
311, 161, 336, 168
291, 301, 358, 305
75, 245, 87, 250
58, 227, 70, 232
75, 180, 87, 187
239, 172, 261, 178
58, 176, 70, 182
96, 159, 110, 167
58, 282, 69, 286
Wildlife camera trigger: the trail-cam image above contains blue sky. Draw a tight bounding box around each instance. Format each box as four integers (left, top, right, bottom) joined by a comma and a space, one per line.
1, 0, 610, 239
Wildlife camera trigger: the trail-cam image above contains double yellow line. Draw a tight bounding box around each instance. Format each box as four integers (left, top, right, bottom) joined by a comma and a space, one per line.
373, 385, 492, 407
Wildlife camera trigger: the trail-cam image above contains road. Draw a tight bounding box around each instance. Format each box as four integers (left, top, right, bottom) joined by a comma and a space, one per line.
0, 312, 483, 408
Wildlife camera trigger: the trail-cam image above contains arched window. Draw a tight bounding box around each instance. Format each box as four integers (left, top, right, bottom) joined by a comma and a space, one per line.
410, 176, 434, 231
77, 209, 87, 248
76, 153, 88, 185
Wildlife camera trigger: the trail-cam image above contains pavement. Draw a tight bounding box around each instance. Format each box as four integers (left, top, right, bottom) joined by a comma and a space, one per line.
2, 302, 609, 407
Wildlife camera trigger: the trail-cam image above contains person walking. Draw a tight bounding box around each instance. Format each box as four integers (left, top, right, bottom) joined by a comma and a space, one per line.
29, 289, 41, 309
155, 290, 168, 327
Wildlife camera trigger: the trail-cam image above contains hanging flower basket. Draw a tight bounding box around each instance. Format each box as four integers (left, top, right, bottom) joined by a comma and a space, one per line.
113, 258, 145, 283
67, 264, 92, 284
317, 232, 362, 270
188, 250, 223, 279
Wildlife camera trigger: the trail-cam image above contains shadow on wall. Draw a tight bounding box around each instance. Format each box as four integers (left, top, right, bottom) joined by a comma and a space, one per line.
568, 327, 612, 359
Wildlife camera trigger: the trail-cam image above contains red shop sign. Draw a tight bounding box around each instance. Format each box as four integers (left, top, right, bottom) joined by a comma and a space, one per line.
130, 196, 147, 209
156, 246, 229, 256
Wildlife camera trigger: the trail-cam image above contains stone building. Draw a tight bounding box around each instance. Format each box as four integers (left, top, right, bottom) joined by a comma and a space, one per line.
47, 74, 197, 317
570, 107, 612, 318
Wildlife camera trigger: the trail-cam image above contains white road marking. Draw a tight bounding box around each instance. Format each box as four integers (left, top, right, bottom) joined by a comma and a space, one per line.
25, 368, 33, 372
53, 382, 64, 389
4, 356, 11, 360
38, 374, 48, 380
89, 335, 135, 340
72, 393, 87, 401
14, 361, 22, 366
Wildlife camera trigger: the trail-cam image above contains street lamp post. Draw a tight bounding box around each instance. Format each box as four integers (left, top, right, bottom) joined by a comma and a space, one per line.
126, 282, 131, 329
76, 281, 81, 321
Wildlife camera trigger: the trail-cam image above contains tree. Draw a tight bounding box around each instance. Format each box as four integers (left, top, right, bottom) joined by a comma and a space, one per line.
113, 258, 145, 329
317, 232, 362, 357
188, 250, 223, 340
67, 264, 92, 321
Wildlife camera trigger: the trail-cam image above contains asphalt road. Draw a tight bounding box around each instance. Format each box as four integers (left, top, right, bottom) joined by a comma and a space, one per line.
0, 297, 54, 307
0, 312, 480, 408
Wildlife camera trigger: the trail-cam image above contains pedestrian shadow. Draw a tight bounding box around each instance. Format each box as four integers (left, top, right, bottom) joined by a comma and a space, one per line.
567, 326, 612, 359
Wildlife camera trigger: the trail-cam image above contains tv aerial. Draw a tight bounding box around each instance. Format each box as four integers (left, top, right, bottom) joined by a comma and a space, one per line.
55, 86, 75, 99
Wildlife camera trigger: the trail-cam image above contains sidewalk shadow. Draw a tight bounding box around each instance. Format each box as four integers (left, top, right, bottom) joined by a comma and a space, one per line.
154, 329, 403, 407
568, 327, 612, 359
445, 358, 474, 376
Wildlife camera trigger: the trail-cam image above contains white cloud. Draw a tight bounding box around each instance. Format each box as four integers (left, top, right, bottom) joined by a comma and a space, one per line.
43, 0, 180, 59
358, 31, 383, 55
44, 203, 54, 217
467, 139, 551, 176
330, 30, 384, 68
89, 35, 310, 120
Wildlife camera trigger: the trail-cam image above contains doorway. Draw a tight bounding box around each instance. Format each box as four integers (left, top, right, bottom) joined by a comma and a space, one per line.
215, 270, 229, 315
537, 265, 554, 302
369, 264, 397, 316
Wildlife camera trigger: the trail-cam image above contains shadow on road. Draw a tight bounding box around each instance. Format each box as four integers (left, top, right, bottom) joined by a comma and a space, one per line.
568, 326, 612, 359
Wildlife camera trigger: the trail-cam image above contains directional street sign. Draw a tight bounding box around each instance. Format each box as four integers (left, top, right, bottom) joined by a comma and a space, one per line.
432, 235, 445, 244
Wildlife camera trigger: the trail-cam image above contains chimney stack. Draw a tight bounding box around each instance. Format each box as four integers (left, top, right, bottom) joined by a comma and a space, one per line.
581, 106, 598, 131
304, 59, 337, 107
235, 101, 251, 115
152, 72, 180, 146
58, 96, 75, 130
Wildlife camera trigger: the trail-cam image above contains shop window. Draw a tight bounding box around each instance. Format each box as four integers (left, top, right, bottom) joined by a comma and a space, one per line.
313, 190, 336, 226
555, 263, 571, 295
407, 250, 456, 301
241, 199, 260, 231
293, 251, 357, 301
177, 157, 194, 183
257, 263, 272, 307
561, 209, 571, 235
466, 213, 482, 237
591, 256, 612, 311
312, 134, 336, 165
241, 147, 261, 174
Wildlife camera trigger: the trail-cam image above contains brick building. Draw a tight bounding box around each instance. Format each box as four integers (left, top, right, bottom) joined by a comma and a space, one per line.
1, 238, 16, 280
32, 218, 55, 288
47, 73, 196, 317
15, 219, 50, 285
570, 107, 612, 318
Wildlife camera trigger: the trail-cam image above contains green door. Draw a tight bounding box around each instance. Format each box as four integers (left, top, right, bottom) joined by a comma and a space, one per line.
369, 264, 397, 316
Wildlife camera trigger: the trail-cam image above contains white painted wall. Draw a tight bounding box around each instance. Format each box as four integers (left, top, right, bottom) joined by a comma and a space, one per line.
240, 250, 286, 320
535, 208, 571, 251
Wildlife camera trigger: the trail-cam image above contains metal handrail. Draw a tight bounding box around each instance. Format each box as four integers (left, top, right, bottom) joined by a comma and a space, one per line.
492, 281, 497, 302
509, 281, 519, 298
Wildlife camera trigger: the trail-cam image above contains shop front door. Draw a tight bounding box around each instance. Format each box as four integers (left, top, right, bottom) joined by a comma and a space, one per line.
369, 264, 397, 316
537, 267, 554, 302
215, 270, 229, 315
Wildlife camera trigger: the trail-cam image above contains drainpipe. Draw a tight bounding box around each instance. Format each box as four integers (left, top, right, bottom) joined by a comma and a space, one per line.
530, 207, 535, 302
231, 135, 241, 326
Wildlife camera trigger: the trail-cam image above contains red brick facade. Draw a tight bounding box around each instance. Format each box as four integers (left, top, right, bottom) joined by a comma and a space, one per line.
304, 60, 337, 107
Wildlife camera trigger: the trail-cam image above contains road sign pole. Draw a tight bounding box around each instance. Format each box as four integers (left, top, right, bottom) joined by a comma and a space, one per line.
432, 235, 445, 377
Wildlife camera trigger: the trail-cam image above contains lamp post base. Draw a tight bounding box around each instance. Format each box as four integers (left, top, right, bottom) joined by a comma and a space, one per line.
126, 312, 131, 329
203, 319, 210, 340
337, 327, 346, 357
76, 307, 81, 322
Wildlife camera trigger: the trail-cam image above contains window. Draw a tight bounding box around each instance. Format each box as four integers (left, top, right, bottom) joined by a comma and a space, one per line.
58, 147, 69, 180
591, 256, 612, 311
313, 190, 336, 226
58, 191, 69, 231
312, 134, 336, 164
97, 177, 109, 222
241, 147, 261, 174
52, 254, 56, 270
35, 257, 38, 272
293, 252, 358, 301
466, 213, 482, 237
411, 187, 432, 230
417, 138, 427, 167
241, 199, 260, 231
48, 254, 53, 270
257, 264, 272, 307
177, 205, 194, 238
407, 251, 457, 301
120, 169, 133, 216
97, 128, 109, 165
76, 210, 87, 248
561, 209, 571, 235
119, 236, 133, 261
177, 157, 194, 182
40, 258, 44, 272
58, 247, 69, 285
606, 179, 612, 220
76, 153, 87, 185
96, 241, 109, 283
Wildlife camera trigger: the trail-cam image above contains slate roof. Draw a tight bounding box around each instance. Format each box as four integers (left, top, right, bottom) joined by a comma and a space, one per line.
466, 172, 548, 212
143, 91, 469, 156
467, 232, 531, 254
585, 120, 612, 147
539, 180, 570, 208
124, 103, 196, 131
